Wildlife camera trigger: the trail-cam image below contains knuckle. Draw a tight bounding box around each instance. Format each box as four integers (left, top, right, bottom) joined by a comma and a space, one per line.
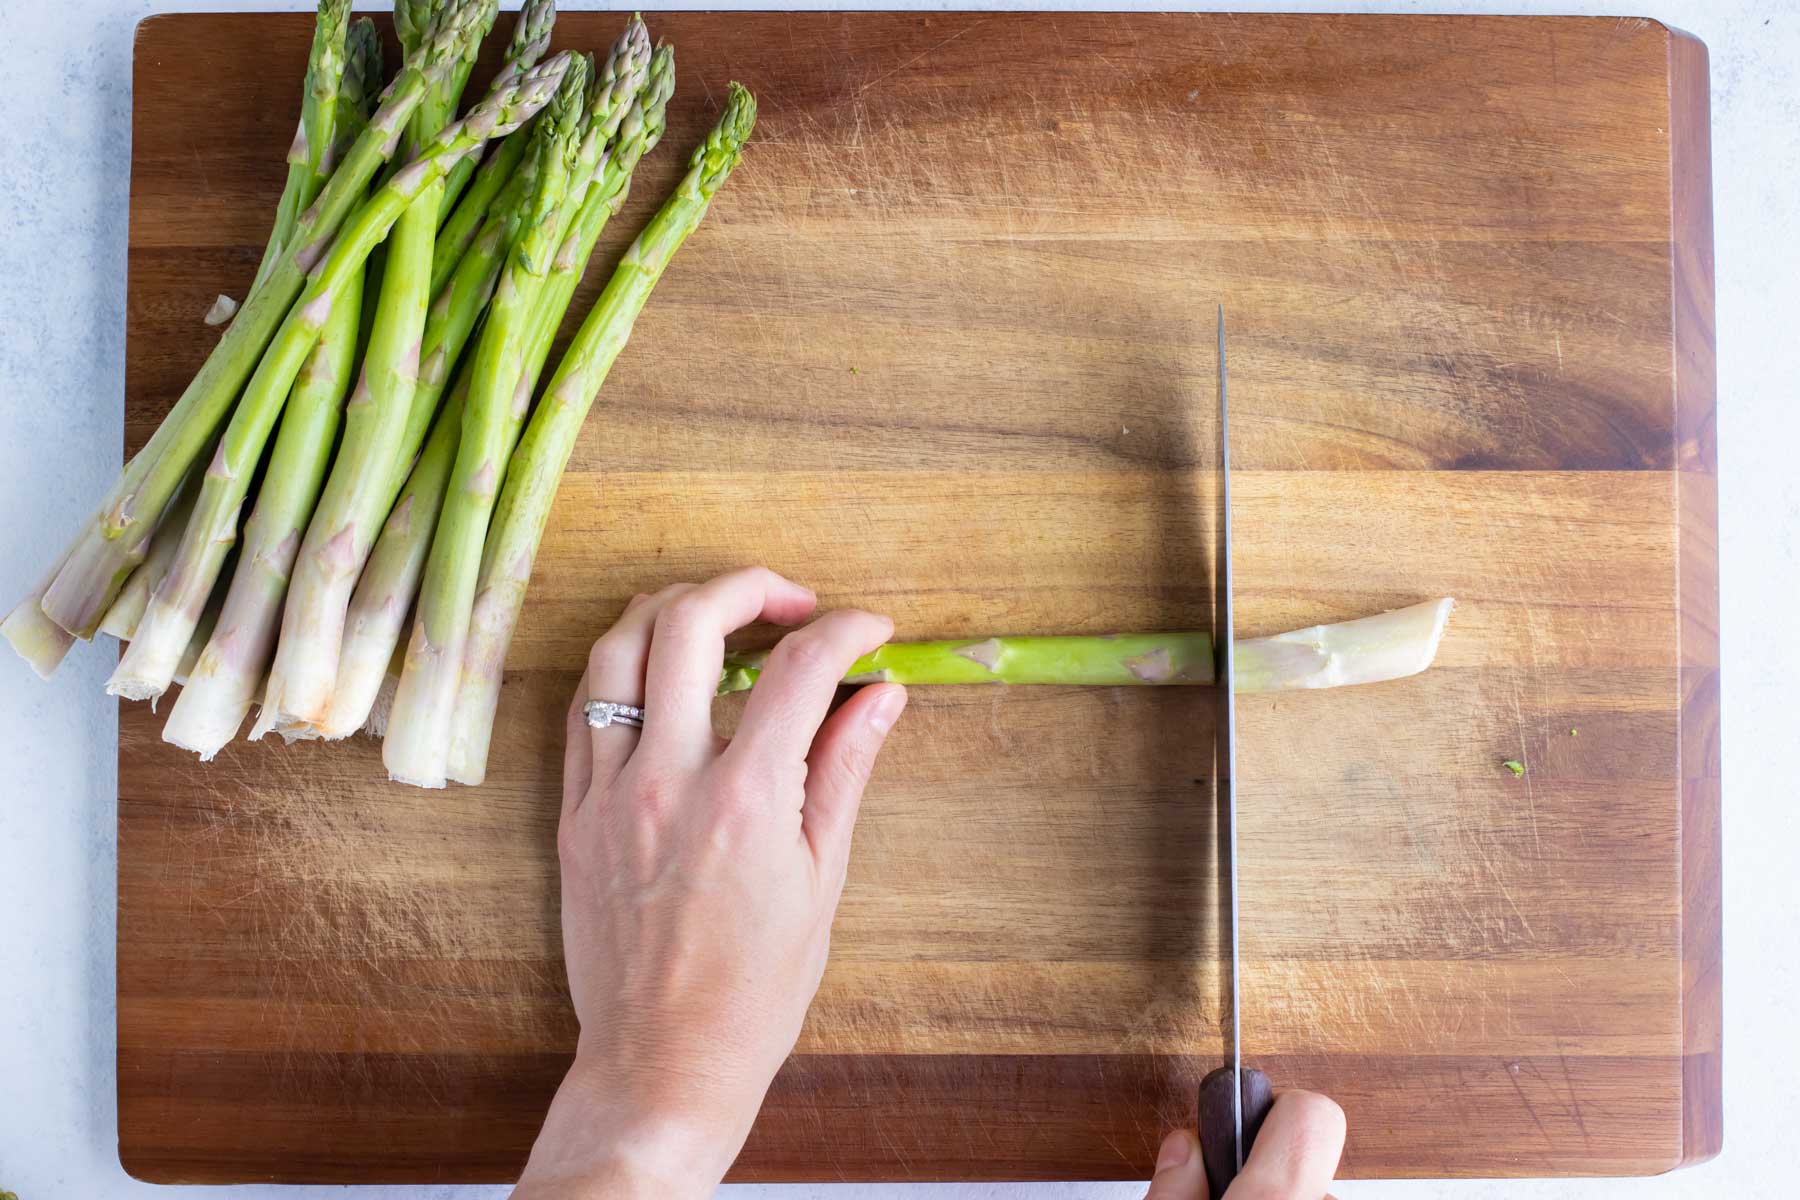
655, 593, 711, 641
630, 768, 684, 818
587, 635, 635, 683
770, 630, 838, 681
555, 818, 587, 865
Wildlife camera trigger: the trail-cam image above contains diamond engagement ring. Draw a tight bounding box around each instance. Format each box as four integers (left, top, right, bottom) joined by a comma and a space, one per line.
584, 700, 646, 730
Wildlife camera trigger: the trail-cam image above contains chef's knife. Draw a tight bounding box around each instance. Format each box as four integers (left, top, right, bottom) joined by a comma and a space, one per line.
1197, 307, 1274, 1194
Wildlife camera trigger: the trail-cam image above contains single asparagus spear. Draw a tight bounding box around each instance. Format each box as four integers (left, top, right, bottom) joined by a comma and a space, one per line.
440, 0, 557, 223
384, 65, 589, 787
98, 465, 206, 641
446, 80, 754, 786
327, 37, 665, 741
248, 0, 351, 297
715, 599, 1458, 695
335, 18, 385, 160
162, 265, 369, 757
36, 0, 489, 640
108, 53, 574, 700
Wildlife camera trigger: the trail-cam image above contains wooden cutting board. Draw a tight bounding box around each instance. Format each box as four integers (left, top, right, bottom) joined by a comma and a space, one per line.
117, 11, 1719, 1183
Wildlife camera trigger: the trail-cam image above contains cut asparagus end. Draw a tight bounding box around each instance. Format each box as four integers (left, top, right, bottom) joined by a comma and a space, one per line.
2, 593, 75, 679
1234, 598, 1456, 692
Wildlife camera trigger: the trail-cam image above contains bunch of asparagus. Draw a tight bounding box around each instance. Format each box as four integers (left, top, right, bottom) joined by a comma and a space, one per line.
3, 1, 757, 787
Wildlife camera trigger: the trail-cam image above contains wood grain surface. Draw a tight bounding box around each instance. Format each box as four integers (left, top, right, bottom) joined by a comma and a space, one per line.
117, 12, 1720, 1183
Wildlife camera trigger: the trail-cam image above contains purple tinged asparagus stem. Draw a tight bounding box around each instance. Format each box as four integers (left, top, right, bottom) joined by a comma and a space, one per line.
33, 0, 488, 642
107, 52, 574, 702
252, 53, 577, 734
383, 63, 589, 788
161, 265, 367, 757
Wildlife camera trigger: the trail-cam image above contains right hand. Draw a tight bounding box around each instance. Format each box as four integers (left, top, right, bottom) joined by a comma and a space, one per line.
1144, 1091, 1346, 1199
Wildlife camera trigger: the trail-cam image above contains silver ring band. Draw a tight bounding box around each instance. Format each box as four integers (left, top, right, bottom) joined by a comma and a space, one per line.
584, 700, 646, 730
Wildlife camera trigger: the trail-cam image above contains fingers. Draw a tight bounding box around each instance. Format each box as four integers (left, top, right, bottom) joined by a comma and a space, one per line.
1226, 1091, 1344, 1200
733, 608, 894, 767
1144, 1129, 1207, 1200
799, 682, 906, 874
584, 586, 691, 792
642, 567, 817, 765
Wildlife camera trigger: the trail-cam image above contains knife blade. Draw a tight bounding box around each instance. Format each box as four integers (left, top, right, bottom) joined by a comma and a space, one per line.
1197, 307, 1274, 1194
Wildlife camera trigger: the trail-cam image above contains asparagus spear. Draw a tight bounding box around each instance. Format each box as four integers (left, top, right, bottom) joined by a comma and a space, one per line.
97, 465, 205, 641
248, 0, 351, 297
162, 265, 369, 756
433, 129, 533, 295
445, 80, 753, 785
335, 18, 385, 161
440, 0, 557, 224
384, 64, 590, 787
715, 599, 1458, 695
34, 0, 490, 641
108, 53, 574, 700
327, 36, 665, 741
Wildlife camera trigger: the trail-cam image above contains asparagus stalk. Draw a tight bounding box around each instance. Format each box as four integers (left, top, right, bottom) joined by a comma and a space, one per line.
248, 0, 351, 297
334, 18, 385, 160
384, 64, 590, 787
323, 362, 471, 739
34, 0, 489, 641
445, 79, 751, 785
440, 0, 557, 223
161, 265, 368, 757
432, 127, 533, 295
251, 68, 579, 740
108, 53, 574, 701
98, 466, 205, 641
714, 599, 1458, 695
327, 35, 665, 742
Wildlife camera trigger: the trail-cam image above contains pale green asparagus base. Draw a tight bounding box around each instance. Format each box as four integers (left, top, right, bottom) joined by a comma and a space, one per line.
716, 598, 1456, 695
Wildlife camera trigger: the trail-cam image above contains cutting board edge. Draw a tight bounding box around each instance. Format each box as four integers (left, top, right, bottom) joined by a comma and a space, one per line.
1667, 24, 1722, 1171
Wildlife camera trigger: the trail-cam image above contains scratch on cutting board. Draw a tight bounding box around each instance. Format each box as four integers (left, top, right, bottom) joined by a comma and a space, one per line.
1502, 1059, 1555, 1145
854, 21, 985, 99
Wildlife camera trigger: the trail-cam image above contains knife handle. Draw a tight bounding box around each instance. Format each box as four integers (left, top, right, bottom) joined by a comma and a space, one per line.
1198, 1065, 1274, 1194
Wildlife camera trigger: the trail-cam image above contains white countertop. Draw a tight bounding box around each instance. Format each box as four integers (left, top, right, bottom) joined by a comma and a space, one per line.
2, 1, 1792, 1197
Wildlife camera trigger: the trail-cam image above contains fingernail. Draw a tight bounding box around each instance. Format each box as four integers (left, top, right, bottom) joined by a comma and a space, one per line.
1155, 1129, 1191, 1172
867, 687, 907, 733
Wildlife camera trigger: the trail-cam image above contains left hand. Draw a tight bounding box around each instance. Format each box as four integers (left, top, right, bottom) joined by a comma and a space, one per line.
514, 567, 907, 1199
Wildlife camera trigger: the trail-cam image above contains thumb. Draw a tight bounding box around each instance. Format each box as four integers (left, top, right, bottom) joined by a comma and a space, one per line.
801, 683, 906, 876
1144, 1129, 1208, 1200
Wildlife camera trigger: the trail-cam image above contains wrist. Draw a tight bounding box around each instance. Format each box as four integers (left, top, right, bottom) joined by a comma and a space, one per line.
514, 1055, 745, 1199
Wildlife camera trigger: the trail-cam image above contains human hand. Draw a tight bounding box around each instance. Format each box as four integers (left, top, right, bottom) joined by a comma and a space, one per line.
1144, 1091, 1346, 1199
513, 567, 907, 1200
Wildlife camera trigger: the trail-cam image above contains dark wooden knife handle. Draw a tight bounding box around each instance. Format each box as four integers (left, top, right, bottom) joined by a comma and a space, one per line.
1198, 1066, 1274, 1194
